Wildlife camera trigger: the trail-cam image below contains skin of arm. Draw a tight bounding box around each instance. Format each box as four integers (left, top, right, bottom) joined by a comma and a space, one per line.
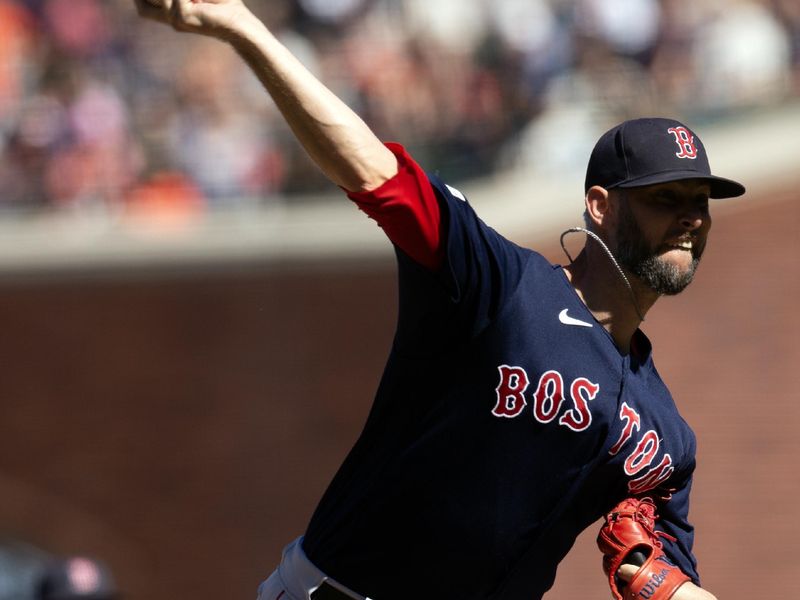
133, 0, 397, 192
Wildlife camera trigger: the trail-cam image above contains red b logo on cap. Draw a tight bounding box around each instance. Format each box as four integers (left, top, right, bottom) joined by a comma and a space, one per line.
667, 127, 698, 159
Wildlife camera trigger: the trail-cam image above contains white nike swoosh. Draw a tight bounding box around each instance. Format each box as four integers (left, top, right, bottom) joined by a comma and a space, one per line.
558, 309, 593, 328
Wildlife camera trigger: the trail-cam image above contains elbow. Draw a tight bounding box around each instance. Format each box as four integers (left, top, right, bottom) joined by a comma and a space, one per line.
338, 145, 398, 193
345, 172, 392, 193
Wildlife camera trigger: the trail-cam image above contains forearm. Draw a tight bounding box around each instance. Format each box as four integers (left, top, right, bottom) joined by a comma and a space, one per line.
221, 14, 397, 192
672, 581, 717, 600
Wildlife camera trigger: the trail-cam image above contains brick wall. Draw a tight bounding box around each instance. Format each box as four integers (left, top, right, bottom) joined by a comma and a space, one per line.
0, 186, 796, 599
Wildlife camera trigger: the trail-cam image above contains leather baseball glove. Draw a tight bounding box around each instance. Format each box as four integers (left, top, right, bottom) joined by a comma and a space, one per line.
596, 497, 691, 600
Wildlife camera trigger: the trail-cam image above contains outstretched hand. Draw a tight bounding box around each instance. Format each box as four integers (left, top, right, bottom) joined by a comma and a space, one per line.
133, 0, 256, 41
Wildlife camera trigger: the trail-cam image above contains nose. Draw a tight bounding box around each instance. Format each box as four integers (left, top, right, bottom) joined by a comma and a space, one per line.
680, 215, 702, 230
679, 206, 707, 231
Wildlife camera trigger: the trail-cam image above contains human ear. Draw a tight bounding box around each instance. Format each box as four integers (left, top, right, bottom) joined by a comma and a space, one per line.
585, 185, 611, 230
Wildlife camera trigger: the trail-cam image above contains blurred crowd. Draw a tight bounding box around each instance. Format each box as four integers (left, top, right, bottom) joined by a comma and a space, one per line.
0, 0, 797, 218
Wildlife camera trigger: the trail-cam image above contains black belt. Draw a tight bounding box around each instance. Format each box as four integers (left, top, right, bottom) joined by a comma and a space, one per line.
310, 580, 364, 600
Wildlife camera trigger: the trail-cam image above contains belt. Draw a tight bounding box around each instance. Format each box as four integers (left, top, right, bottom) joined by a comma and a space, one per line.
310, 579, 371, 600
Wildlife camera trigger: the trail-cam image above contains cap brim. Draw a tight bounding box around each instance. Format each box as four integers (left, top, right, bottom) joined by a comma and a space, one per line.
615, 171, 746, 199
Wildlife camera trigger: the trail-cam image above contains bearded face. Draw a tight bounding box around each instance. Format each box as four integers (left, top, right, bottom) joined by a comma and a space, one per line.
613, 192, 707, 296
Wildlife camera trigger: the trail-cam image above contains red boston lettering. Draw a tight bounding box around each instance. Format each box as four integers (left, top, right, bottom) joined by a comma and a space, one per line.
532, 370, 565, 424
624, 430, 660, 476
559, 378, 599, 432
628, 454, 675, 495
492, 365, 530, 417
491, 365, 600, 434
608, 402, 641, 455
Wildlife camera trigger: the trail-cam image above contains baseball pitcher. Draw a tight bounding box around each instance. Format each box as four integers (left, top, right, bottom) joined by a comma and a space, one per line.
134, 2, 745, 599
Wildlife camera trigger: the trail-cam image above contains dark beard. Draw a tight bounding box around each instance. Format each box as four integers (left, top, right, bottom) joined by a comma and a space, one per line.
614, 199, 704, 296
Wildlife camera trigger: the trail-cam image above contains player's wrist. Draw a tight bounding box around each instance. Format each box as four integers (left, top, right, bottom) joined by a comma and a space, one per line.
211, 6, 265, 45
226, 17, 282, 65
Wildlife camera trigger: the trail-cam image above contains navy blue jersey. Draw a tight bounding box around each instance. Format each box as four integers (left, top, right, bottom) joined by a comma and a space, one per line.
303, 175, 698, 600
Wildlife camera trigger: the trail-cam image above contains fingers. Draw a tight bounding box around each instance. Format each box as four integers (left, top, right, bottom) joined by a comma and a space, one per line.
617, 563, 638, 583
133, 0, 255, 43
133, 0, 173, 23
133, 0, 201, 32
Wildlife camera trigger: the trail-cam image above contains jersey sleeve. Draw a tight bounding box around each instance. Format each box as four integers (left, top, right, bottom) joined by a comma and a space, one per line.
347, 144, 529, 348
346, 143, 444, 271
655, 475, 700, 584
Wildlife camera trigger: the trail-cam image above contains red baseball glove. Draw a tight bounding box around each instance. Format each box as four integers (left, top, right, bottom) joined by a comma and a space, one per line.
596, 497, 690, 600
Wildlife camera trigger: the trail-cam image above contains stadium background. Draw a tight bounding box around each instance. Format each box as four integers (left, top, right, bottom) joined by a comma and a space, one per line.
0, 0, 797, 598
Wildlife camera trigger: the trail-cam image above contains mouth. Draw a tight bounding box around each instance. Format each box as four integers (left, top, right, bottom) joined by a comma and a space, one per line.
655, 237, 703, 265
662, 240, 694, 252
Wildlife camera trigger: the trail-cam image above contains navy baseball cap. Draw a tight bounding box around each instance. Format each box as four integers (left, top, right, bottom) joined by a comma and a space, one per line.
584, 117, 745, 198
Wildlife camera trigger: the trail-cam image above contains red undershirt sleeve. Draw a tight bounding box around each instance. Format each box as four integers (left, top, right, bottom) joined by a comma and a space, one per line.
346, 143, 444, 271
